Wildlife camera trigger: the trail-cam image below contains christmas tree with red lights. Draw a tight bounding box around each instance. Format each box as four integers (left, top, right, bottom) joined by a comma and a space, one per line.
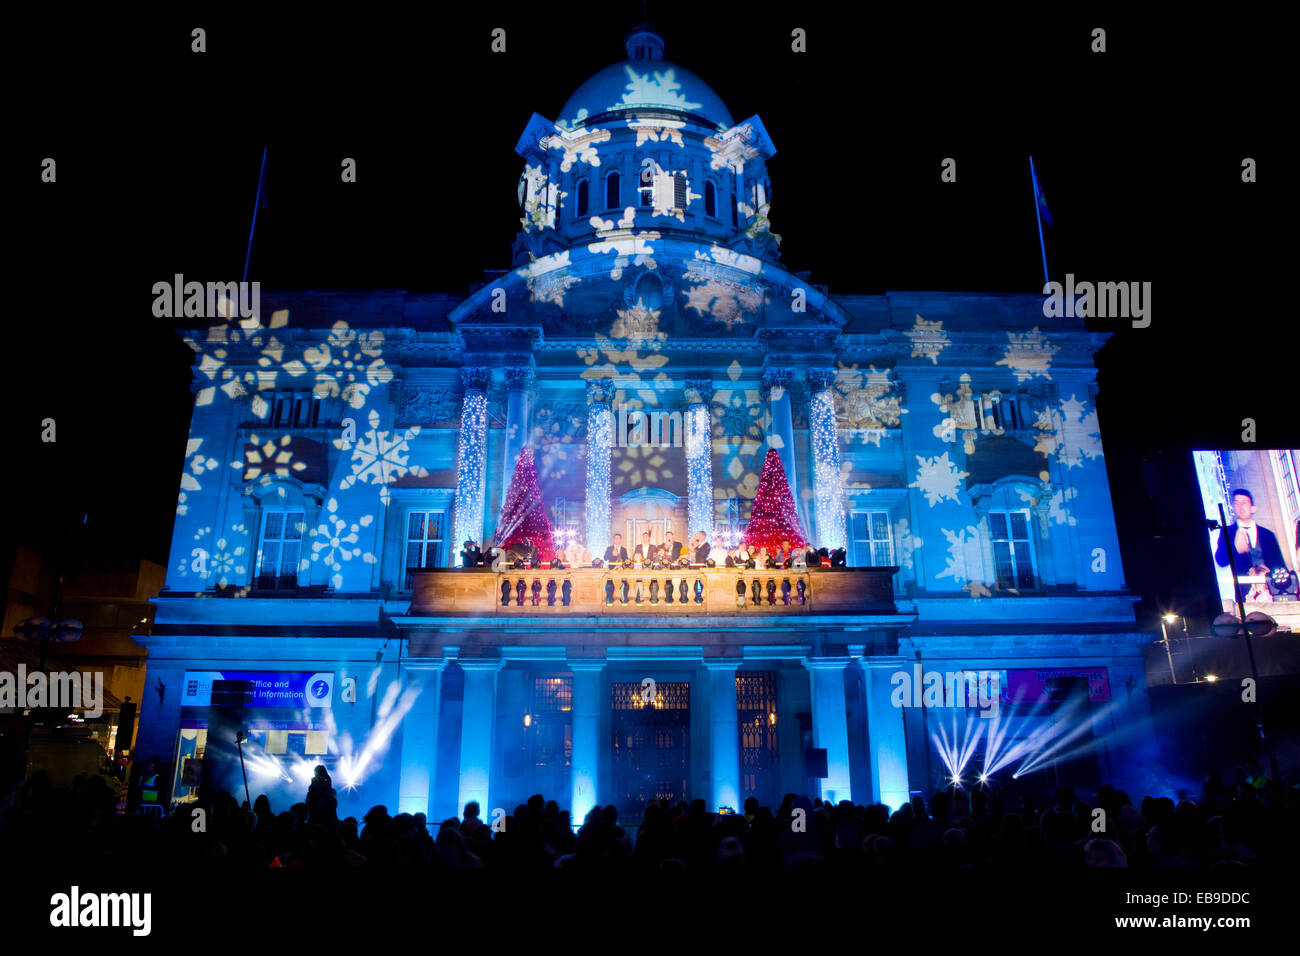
743, 449, 807, 554
494, 447, 556, 563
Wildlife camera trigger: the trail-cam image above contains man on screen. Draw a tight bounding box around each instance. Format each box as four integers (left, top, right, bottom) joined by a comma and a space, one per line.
1214, 488, 1289, 600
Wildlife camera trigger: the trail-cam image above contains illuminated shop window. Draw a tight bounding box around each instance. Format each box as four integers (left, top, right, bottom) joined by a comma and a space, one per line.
404, 510, 446, 589
256, 509, 305, 589
989, 509, 1036, 590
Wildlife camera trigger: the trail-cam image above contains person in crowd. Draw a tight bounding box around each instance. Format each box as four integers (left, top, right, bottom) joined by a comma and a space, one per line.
460, 539, 482, 568
692, 532, 711, 564
756, 546, 774, 569
633, 531, 654, 563
572, 543, 593, 567
774, 539, 793, 568
664, 531, 684, 561
604, 534, 628, 566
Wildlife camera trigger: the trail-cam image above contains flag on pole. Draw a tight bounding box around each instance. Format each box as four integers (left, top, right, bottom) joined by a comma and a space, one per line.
1031, 158, 1052, 228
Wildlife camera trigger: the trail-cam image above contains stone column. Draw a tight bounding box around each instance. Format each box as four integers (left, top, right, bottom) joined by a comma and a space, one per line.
502, 363, 534, 505
685, 377, 716, 540
704, 660, 741, 811
585, 379, 615, 561
397, 660, 447, 819
456, 659, 504, 817
569, 660, 605, 827
807, 367, 847, 551
762, 367, 798, 510
452, 366, 491, 562
856, 652, 910, 813
803, 657, 853, 803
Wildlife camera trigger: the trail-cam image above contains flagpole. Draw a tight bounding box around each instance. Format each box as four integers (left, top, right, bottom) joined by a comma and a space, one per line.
1030, 155, 1048, 287
242, 147, 268, 285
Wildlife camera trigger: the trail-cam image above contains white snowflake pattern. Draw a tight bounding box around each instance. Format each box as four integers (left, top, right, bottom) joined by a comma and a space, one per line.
909, 452, 969, 507
177, 438, 219, 515
904, 315, 950, 364
935, 523, 992, 597
995, 328, 1058, 382
1034, 395, 1102, 469
895, 518, 923, 570
309, 497, 377, 589
210, 537, 247, 588
283, 322, 393, 411
336, 409, 429, 502
241, 433, 307, 483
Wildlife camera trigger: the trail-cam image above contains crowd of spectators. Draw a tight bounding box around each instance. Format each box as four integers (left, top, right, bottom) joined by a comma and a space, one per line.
2, 763, 1295, 870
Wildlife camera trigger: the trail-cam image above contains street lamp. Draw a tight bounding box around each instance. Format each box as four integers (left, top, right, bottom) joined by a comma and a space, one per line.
1158, 613, 1181, 684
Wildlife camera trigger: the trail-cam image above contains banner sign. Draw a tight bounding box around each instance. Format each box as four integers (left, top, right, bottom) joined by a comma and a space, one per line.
1004, 667, 1110, 703
182, 671, 334, 709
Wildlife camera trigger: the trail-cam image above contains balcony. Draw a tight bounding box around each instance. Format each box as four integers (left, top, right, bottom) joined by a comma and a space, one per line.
408, 567, 898, 617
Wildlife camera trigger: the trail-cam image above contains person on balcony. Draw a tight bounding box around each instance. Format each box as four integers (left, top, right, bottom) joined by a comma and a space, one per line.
603, 533, 629, 567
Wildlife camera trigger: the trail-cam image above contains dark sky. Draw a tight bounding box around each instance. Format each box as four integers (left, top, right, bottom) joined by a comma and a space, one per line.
9, 5, 1293, 626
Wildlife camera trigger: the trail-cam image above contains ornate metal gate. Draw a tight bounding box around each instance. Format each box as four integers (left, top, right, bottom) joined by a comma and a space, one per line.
610, 681, 690, 818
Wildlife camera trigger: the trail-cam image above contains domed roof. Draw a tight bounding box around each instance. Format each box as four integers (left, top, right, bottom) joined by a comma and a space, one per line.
557, 24, 734, 131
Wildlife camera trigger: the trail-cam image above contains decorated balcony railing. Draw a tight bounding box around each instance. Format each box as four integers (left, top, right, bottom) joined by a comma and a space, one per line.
408, 567, 898, 616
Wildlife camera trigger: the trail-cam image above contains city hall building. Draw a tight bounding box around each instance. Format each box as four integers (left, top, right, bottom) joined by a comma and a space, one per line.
135, 25, 1158, 824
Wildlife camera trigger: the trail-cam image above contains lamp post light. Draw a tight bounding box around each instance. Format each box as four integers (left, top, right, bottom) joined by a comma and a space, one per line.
1158, 613, 1180, 684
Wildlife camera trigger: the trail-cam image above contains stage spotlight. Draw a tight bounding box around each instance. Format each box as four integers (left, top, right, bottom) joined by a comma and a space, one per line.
1204, 674, 1218, 682
1162, 613, 1178, 623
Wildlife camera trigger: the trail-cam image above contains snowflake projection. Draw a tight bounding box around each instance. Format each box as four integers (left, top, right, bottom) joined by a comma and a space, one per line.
834, 364, 906, 446
177, 438, 219, 515
617, 65, 703, 113
909, 452, 969, 507
283, 321, 393, 411
738, 199, 781, 247
241, 433, 307, 483
642, 160, 697, 223
713, 360, 767, 500
309, 497, 377, 590
930, 374, 1002, 455
588, 209, 659, 280
518, 162, 568, 232
1034, 395, 1102, 469
628, 115, 685, 148
336, 408, 429, 504
895, 517, 923, 570
1016, 481, 1078, 527
175, 526, 212, 580
210, 536, 247, 589
517, 250, 581, 307
186, 309, 291, 414
679, 247, 765, 329
996, 328, 1058, 383
541, 125, 611, 171
904, 315, 950, 364
935, 523, 993, 598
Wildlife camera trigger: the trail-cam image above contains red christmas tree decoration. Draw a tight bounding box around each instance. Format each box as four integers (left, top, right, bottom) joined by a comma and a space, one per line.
494, 447, 556, 563
743, 449, 807, 554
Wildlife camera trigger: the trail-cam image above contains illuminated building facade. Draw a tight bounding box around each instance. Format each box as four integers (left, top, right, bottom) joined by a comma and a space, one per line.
135, 25, 1157, 821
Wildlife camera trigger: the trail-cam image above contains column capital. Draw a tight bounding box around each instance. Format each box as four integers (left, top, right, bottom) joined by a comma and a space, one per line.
503, 364, 535, 390
586, 377, 616, 405
807, 367, 838, 393
701, 658, 742, 672
457, 658, 505, 673
461, 365, 491, 393
802, 656, 853, 670
761, 366, 794, 398
566, 658, 607, 673
401, 659, 450, 673
685, 378, 715, 406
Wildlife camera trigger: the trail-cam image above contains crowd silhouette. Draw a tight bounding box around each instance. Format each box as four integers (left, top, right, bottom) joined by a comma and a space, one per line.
2, 764, 1297, 869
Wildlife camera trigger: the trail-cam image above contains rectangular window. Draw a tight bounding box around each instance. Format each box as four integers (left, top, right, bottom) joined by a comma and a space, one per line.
270, 391, 321, 428
989, 509, 1035, 590
850, 510, 894, 567
257, 509, 304, 589
673, 172, 688, 211
404, 510, 445, 589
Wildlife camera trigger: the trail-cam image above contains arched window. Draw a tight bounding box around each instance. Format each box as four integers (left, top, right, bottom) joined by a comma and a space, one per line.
605, 171, 621, 210
576, 179, 589, 218
704, 180, 717, 218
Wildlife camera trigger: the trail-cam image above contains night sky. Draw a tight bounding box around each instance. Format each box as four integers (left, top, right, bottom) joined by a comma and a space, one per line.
9, 5, 1292, 628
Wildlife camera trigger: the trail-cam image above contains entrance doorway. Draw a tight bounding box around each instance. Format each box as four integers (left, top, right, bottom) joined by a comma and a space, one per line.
610, 681, 690, 819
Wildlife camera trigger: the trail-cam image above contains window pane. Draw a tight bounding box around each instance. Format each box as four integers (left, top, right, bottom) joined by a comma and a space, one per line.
577, 180, 589, 218
872, 541, 892, 566
264, 511, 283, 541
1014, 543, 1033, 587
674, 173, 687, 209
422, 543, 438, 570
261, 542, 280, 575
606, 173, 619, 208
871, 512, 889, 540
705, 181, 716, 217
989, 512, 1008, 540
406, 542, 421, 570
853, 542, 869, 566
281, 541, 300, 577
408, 511, 425, 541
304, 731, 329, 755
993, 541, 1013, 588
428, 513, 442, 541
285, 512, 304, 540
851, 513, 868, 538
1010, 512, 1029, 540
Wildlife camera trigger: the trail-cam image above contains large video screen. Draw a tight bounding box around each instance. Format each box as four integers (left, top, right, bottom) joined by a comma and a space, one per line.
1193, 449, 1300, 609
